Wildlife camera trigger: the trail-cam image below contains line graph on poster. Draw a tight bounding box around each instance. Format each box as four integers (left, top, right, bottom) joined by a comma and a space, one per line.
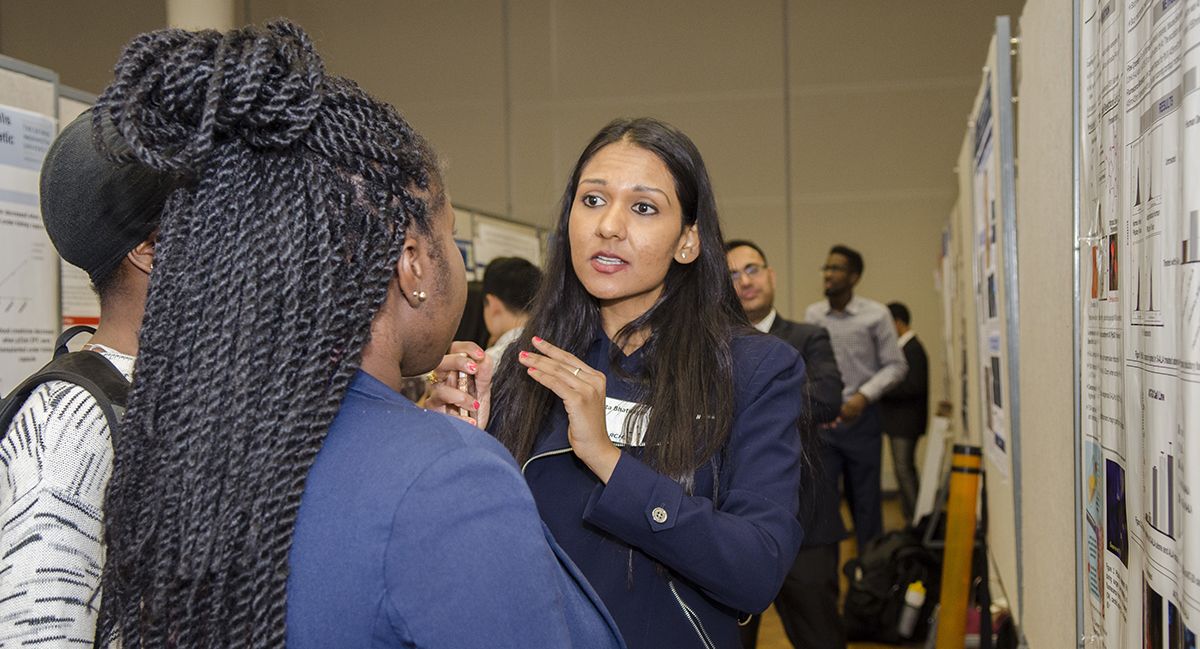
0, 240, 47, 314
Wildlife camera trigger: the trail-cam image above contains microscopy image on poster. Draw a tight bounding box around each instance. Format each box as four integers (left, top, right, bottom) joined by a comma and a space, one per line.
1106, 458, 1128, 565
1086, 441, 1106, 620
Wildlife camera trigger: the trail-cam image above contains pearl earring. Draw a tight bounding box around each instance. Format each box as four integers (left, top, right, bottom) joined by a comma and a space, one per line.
413, 290, 427, 302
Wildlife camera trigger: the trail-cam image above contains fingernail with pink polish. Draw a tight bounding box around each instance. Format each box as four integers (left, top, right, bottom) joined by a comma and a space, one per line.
467, 363, 477, 372
473, 400, 480, 410
533, 336, 543, 343
519, 351, 529, 359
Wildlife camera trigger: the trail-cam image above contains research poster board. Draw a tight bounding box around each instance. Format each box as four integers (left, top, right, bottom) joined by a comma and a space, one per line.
970, 40, 1018, 478
967, 18, 1025, 623
1078, 0, 1200, 646
0, 57, 58, 392
57, 89, 99, 331
472, 213, 543, 274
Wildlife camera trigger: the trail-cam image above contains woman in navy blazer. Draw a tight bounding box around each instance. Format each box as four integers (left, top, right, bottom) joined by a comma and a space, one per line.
90, 22, 623, 649
437, 118, 806, 649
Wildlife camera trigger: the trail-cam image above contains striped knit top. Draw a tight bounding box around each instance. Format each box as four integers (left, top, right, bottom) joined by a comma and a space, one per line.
0, 346, 133, 646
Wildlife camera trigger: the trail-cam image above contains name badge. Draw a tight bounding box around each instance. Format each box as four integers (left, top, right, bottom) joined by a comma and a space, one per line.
605, 397, 650, 447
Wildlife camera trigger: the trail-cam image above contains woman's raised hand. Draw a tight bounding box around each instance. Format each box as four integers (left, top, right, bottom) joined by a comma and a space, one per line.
423, 341, 493, 429
518, 336, 621, 483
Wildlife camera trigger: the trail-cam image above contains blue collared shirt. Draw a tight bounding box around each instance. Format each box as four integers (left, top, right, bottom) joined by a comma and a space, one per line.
804, 295, 908, 403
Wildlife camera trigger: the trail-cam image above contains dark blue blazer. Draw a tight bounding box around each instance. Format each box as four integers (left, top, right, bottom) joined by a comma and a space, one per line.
512, 331, 806, 649
287, 371, 624, 649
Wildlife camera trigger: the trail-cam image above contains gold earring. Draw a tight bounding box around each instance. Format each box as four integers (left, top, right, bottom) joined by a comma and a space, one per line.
413, 290, 427, 302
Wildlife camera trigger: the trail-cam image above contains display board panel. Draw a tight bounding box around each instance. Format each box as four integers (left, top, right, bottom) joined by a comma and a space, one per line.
472, 213, 543, 273
0, 56, 58, 392
1077, 0, 1200, 646
967, 18, 1025, 620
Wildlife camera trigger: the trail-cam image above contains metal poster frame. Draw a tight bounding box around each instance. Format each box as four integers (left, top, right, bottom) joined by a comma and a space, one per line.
993, 15, 1027, 621
58, 85, 96, 106
1072, 0, 1085, 645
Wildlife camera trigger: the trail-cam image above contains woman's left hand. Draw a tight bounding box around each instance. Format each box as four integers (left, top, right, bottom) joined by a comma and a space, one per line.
519, 336, 621, 483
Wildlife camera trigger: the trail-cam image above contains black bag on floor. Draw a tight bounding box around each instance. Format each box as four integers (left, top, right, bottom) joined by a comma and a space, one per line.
842, 529, 941, 643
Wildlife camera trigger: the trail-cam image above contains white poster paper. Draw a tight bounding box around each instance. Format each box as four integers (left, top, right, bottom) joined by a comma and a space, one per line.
0, 104, 57, 391
473, 215, 542, 274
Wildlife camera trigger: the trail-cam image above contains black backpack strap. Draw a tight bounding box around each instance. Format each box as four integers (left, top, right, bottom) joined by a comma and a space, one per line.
55, 325, 98, 357
0, 351, 130, 446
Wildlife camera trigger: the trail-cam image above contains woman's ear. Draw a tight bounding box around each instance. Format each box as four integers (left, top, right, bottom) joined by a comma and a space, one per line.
398, 232, 429, 307
674, 224, 700, 265
127, 231, 157, 275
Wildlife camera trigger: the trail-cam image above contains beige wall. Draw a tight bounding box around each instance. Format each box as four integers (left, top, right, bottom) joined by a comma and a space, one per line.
240, 0, 1024, 437
0, 0, 1028, 414
0, 0, 168, 93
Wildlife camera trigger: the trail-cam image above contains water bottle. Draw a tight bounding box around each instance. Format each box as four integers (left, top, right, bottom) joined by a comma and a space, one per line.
897, 580, 927, 638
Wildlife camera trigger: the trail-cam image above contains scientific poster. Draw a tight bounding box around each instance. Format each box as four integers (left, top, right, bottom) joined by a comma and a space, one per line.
472, 214, 542, 274
1078, 0, 1200, 646
970, 66, 1014, 476
0, 104, 57, 391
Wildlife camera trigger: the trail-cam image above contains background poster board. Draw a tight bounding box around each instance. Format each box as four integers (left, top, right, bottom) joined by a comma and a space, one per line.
1077, 0, 1200, 646
967, 19, 1026, 622
472, 213, 542, 274
0, 56, 57, 392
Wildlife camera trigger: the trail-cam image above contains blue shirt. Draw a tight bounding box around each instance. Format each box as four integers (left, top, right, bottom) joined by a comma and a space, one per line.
516, 331, 806, 649
804, 295, 907, 402
287, 371, 624, 648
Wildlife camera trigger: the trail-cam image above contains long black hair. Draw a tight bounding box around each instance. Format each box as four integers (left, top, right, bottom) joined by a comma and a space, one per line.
491, 118, 747, 484
94, 21, 443, 647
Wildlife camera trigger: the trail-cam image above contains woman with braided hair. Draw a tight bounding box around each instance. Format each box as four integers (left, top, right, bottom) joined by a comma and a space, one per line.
93, 21, 623, 649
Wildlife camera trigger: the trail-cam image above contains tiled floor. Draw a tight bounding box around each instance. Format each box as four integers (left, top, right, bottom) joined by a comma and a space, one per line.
751, 496, 923, 649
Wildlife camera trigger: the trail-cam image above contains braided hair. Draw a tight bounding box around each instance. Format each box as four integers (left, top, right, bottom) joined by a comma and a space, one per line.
94, 21, 444, 647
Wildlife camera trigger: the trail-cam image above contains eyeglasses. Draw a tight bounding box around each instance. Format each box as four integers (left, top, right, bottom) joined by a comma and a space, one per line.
821, 264, 850, 273
729, 263, 766, 282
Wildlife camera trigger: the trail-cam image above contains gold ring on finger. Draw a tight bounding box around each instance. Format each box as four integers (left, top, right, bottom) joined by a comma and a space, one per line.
572, 367, 581, 377
425, 371, 441, 384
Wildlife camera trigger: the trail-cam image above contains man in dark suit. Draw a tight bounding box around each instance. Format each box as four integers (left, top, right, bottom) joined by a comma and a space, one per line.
726, 240, 846, 649
880, 302, 929, 523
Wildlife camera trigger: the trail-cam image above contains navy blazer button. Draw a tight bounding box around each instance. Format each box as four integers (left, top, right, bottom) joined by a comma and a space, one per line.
651, 507, 668, 524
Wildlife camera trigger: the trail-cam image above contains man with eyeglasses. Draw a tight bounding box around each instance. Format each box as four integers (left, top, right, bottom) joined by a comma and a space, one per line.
804, 244, 907, 551
725, 240, 846, 649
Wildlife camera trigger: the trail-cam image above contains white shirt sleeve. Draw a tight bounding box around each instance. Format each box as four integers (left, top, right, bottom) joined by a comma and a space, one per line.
0, 381, 112, 646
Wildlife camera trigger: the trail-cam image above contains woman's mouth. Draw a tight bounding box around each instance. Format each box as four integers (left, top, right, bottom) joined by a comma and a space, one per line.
590, 253, 628, 274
